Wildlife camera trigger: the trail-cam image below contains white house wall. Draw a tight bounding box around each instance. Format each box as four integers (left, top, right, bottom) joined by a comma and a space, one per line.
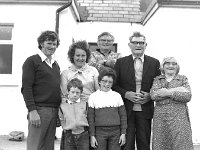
0, 4, 200, 144
0, 3, 77, 136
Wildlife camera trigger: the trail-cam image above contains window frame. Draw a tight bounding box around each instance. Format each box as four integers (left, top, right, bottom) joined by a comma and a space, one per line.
0, 23, 17, 85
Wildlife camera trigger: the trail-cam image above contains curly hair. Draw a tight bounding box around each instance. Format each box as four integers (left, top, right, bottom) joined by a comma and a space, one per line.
98, 67, 117, 86
67, 78, 83, 93
68, 40, 91, 64
37, 30, 60, 50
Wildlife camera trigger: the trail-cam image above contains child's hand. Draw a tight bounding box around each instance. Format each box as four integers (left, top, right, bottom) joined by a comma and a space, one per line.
90, 136, 98, 148
119, 134, 126, 146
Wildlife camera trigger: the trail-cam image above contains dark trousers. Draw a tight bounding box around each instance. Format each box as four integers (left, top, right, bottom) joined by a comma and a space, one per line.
95, 126, 121, 150
27, 107, 58, 150
60, 130, 89, 150
123, 111, 152, 150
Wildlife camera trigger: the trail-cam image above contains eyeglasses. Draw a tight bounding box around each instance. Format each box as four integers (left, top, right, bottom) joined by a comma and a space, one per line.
99, 39, 114, 43
130, 41, 145, 46
101, 80, 113, 84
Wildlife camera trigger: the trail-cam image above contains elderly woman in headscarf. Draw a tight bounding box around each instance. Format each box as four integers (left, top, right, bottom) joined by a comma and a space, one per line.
150, 57, 193, 150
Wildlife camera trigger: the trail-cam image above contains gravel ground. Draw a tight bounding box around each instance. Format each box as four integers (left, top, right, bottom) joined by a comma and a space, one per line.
0, 135, 60, 150
0, 135, 200, 150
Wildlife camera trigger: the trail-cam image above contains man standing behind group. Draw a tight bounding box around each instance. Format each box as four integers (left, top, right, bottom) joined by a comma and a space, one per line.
21, 30, 61, 150
89, 32, 121, 71
113, 32, 161, 150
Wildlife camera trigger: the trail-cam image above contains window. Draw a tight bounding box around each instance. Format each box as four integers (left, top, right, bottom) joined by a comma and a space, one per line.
0, 23, 14, 74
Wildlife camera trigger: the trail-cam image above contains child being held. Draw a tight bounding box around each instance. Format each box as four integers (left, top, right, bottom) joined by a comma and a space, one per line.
88, 68, 127, 150
59, 78, 89, 150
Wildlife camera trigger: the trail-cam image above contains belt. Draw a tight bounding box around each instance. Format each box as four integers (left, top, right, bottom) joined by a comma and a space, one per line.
64, 126, 89, 134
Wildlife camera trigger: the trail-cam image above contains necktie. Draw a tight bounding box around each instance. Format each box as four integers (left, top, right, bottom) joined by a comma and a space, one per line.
134, 58, 142, 71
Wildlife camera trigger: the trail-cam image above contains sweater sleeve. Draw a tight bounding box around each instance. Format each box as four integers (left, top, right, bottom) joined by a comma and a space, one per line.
87, 96, 96, 136
118, 105, 127, 134
171, 75, 192, 103
150, 77, 166, 102
87, 107, 95, 136
21, 57, 36, 112
60, 71, 69, 103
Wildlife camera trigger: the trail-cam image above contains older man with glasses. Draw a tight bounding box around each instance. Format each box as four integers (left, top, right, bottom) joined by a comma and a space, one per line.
113, 32, 161, 150
89, 32, 121, 72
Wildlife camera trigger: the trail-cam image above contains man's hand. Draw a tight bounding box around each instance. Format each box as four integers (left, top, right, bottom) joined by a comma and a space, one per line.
90, 136, 98, 148
138, 91, 151, 104
29, 110, 41, 128
119, 134, 126, 146
98, 60, 105, 65
125, 91, 143, 103
105, 59, 116, 68
125, 91, 151, 104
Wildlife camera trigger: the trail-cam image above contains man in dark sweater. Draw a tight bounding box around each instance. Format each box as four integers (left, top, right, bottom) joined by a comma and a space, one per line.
21, 30, 61, 150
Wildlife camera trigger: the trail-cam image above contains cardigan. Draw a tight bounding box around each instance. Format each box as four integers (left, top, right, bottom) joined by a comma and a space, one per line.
59, 100, 89, 134
21, 54, 61, 112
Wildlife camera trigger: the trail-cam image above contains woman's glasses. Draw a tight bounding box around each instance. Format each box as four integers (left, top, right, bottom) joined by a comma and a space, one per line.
101, 80, 113, 84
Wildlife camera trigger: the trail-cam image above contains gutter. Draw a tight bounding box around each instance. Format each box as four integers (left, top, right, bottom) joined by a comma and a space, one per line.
55, 0, 72, 35
140, 0, 159, 25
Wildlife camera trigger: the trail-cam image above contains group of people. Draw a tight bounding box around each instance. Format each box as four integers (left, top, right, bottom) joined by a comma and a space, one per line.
21, 30, 193, 150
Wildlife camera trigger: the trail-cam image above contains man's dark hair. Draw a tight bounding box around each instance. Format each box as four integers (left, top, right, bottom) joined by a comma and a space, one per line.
37, 30, 60, 49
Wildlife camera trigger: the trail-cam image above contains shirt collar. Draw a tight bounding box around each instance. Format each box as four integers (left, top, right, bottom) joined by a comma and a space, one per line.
38, 50, 56, 63
67, 98, 81, 104
132, 54, 144, 62
96, 49, 111, 56
70, 63, 88, 72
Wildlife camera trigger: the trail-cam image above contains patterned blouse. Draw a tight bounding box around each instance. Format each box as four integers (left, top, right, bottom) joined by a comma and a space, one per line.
60, 64, 99, 102
89, 49, 121, 71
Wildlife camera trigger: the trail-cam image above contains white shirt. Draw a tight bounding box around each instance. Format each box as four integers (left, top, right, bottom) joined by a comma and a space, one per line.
38, 50, 56, 68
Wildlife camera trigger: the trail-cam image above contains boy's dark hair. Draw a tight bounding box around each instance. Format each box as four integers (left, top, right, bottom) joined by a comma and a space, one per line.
98, 67, 117, 85
67, 78, 83, 93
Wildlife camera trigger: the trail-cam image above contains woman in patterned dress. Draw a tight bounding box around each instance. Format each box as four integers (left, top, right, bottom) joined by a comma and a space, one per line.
150, 57, 193, 150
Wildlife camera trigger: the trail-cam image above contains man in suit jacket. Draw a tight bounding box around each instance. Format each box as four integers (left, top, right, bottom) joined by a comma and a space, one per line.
113, 32, 161, 150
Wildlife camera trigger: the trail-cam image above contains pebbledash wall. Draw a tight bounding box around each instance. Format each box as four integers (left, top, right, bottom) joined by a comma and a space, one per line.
0, 3, 200, 144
